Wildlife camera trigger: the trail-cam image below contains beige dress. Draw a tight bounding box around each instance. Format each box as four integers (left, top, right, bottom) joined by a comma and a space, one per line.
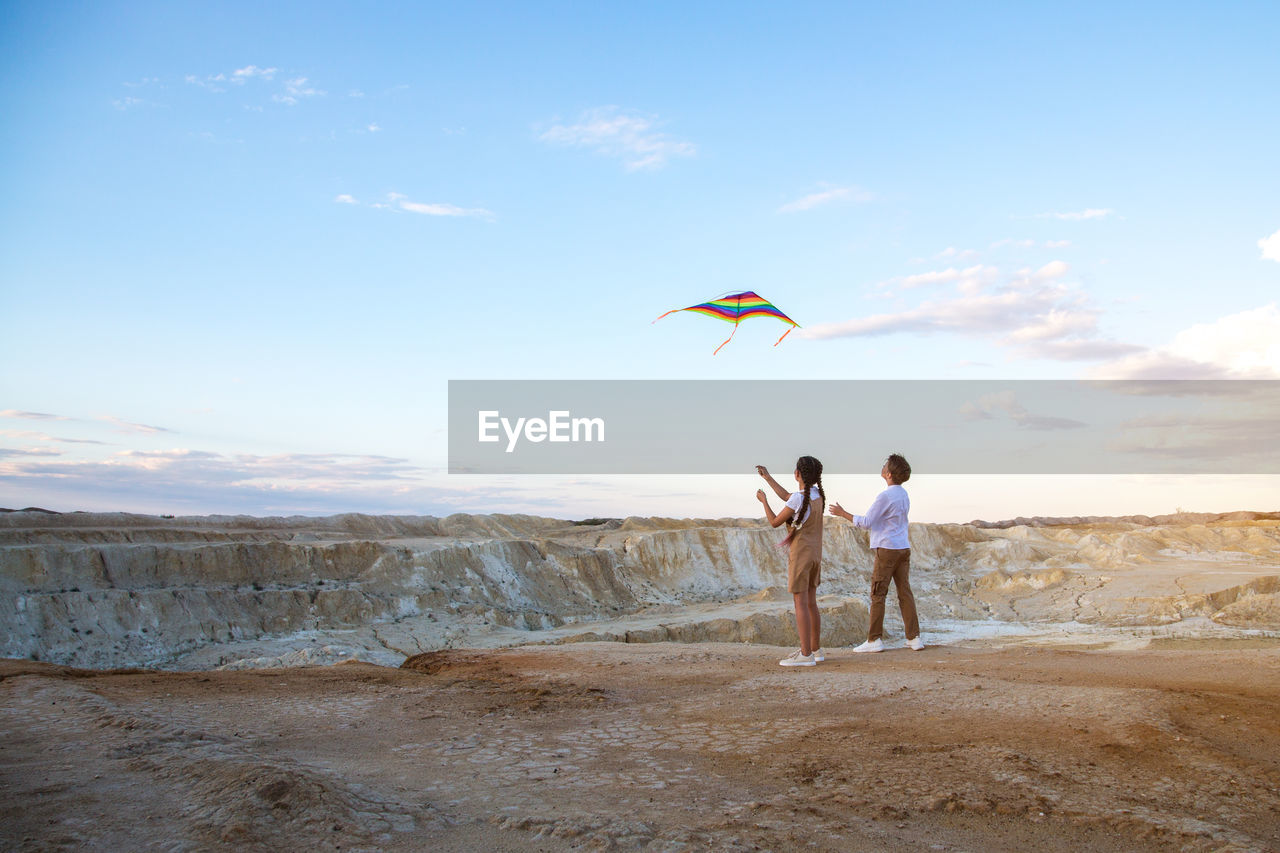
787, 495, 823, 594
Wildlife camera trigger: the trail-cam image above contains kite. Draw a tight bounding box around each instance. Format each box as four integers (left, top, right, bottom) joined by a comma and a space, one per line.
652, 291, 800, 355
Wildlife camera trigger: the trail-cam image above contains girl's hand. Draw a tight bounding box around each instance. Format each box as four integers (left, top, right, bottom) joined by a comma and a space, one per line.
830, 502, 844, 516
755, 465, 769, 478
756, 489, 767, 503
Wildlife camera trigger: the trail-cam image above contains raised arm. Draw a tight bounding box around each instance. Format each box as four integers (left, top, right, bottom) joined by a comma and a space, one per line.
851, 491, 890, 529
831, 491, 889, 529
757, 490, 796, 529
755, 465, 791, 502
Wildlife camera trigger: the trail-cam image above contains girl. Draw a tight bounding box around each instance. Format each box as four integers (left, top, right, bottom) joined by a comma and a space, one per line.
756, 456, 825, 667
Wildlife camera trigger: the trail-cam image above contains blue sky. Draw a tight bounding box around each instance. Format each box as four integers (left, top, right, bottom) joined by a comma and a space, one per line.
1, 1, 1277, 520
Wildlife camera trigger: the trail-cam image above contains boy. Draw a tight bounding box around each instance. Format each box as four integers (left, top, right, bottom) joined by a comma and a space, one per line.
829, 454, 923, 652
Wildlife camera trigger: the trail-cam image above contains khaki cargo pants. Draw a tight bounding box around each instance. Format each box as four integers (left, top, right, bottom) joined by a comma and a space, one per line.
868, 547, 920, 642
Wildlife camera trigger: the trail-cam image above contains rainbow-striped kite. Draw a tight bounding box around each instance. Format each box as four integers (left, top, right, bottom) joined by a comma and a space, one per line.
653, 291, 800, 355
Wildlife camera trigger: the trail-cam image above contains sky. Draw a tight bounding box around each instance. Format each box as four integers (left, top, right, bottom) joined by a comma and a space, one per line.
1, 1, 1278, 521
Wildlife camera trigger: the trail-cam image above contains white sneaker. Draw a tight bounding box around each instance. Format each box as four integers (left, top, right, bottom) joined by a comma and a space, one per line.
906, 636, 925, 651
812, 648, 825, 663
780, 650, 817, 667
852, 639, 884, 653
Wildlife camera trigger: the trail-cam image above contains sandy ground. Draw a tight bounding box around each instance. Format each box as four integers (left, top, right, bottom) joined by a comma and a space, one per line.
2, 640, 1279, 853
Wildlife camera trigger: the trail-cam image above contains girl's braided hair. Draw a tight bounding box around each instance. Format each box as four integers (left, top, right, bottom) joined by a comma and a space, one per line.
791, 455, 825, 532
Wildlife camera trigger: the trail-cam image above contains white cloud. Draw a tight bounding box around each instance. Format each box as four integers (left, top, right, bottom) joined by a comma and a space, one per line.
1035, 208, 1114, 221
0, 447, 62, 459
1015, 338, 1141, 360
777, 185, 874, 214
890, 264, 999, 294
97, 416, 172, 434
1090, 304, 1280, 379
398, 199, 493, 219
1034, 260, 1069, 279
539, 107, 695, 171
0, 430, 108, 445
0, 447, 467, 515
1101, 387, 1280, 467
958, 391, 1086, 431
231, 65, 277, 82
1, 429, 55, 441
1, 410, 69, 420
937, 247, 979, 260
1259, 228, 1280, 262
343, 192, 493, 220
804, 260, 1138, 362
367, 123, 381, 133
1004, 307, 1100, 343
187, 66, 324, 105
285, 77, 323, 98
899, 268, 966, 289
184, 74, 226, 93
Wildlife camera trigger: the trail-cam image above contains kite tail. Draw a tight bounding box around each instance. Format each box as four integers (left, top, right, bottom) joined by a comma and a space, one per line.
652, 309, 681, 324
712, 322, 741, 355
773, 325, 797, 347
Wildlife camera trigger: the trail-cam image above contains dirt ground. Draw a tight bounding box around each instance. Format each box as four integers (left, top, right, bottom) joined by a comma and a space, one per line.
2, 641, 1279, 852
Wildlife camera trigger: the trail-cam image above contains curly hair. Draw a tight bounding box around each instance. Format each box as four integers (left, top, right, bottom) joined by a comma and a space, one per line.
885, 453, 911, 484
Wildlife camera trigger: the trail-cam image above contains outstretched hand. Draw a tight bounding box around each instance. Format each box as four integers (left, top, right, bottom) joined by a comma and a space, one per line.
830, 502, 845, 516
756, 489, 768, 503
755, 465, 769, 478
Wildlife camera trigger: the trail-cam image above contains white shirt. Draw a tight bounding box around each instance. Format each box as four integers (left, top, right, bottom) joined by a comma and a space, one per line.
851, 484, 910, 549
785, 486, 822, 525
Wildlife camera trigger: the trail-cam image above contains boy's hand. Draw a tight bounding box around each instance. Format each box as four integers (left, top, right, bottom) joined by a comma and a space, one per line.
755, 465, 769, 478
830, 502, 845, 517
756, 489, 767, 503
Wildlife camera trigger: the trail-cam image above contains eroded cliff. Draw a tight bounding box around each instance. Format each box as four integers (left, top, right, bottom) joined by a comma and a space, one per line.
1, 510, 1277, 669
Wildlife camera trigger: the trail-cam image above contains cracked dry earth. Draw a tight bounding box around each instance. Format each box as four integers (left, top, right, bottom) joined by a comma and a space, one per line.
2, 641, 1279, 852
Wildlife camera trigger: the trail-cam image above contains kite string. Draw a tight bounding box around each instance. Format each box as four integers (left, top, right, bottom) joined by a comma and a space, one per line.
773, 326, 796, 347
